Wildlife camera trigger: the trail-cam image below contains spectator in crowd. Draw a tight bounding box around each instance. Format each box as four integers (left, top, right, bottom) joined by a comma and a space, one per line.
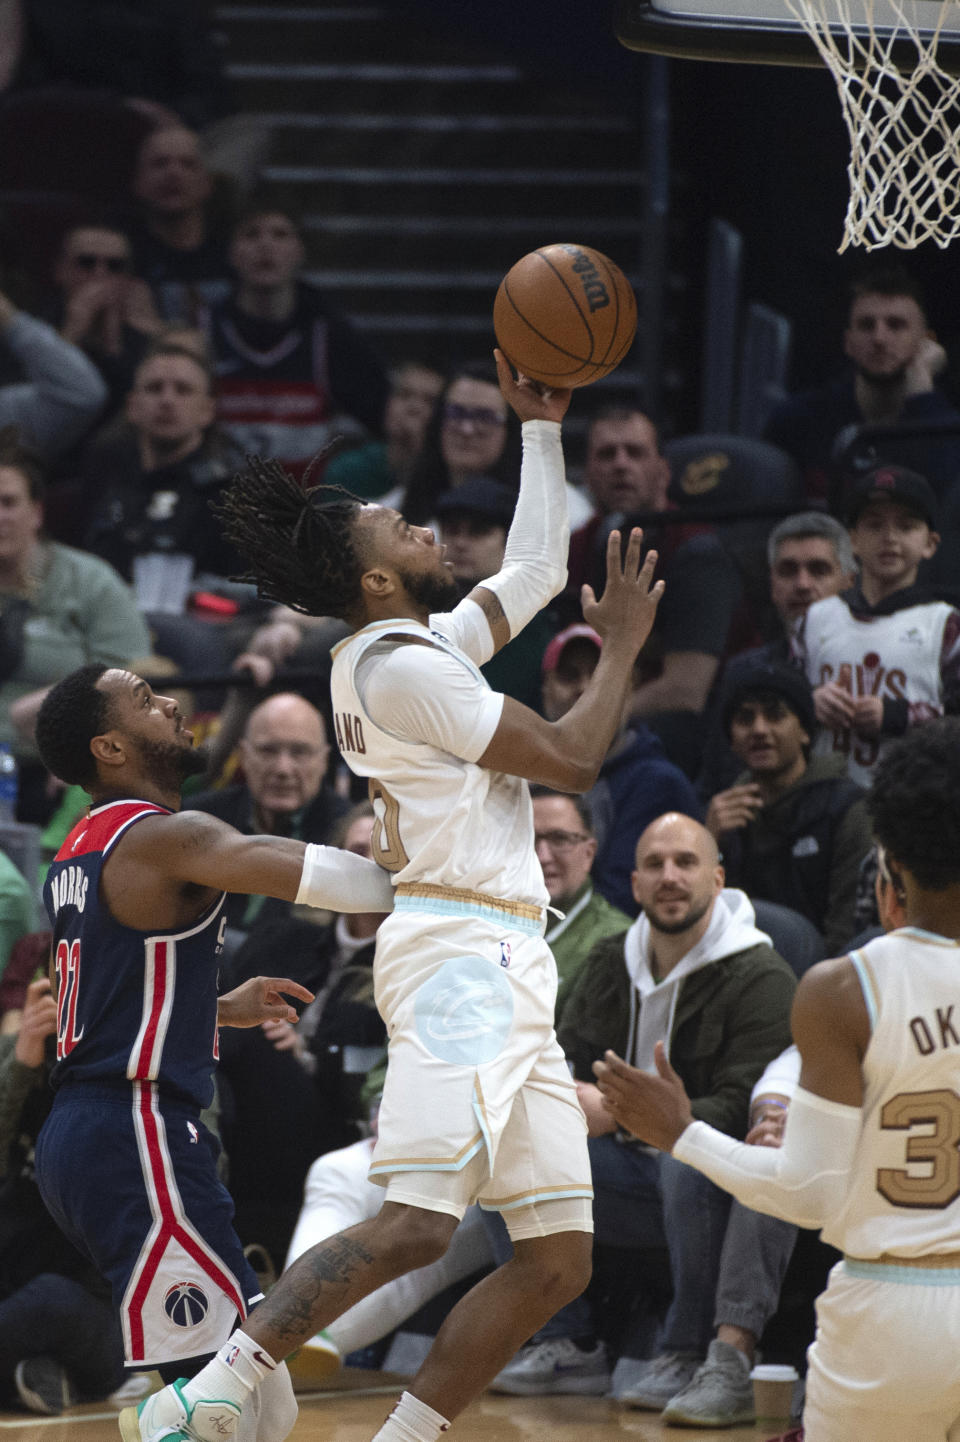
764, 265, 960, 505
698, 513, 856, 798
0, 976, 124, 1414
566, 408, 743, 773
706, 662, 871, 956
795, 464, 960, 788
204, 205, 389, 478
52, 221, 163, 418
0, 850, 35, 984
216, 803, 385, 1270
434, 475, 558, 711
493, 813, 795, 1398
324, 360, 445, 502
399, 360, 524, 525
81, 342, 246, 672
0, 288, 106, 459
625, 1045, 804, 1428
187, 690, 348, 965
128, 124, 234, 323
2, 0, 232, 132
0, 428, 150, 823
540, 622, 701, 915
531, 788, 630, 1019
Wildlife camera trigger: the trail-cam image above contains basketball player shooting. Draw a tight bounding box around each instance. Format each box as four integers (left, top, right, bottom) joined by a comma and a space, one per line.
31, 663, 397, 1442
596, 718, 960, 1441
123, 350, 663, 1442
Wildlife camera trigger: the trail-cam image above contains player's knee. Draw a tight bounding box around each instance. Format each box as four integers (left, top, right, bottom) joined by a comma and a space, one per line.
378, 1202, 457, 1271
514, 1231, 593, 1308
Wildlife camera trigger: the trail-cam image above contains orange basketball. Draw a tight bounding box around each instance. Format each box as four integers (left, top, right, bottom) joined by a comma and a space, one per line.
493, 243, 637, 388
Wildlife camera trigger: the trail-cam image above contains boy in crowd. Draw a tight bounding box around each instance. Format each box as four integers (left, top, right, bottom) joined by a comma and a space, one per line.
795, 465, 960, 787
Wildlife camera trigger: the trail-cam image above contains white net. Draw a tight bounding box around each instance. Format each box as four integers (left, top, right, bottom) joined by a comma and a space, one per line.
783, 0, 960, 249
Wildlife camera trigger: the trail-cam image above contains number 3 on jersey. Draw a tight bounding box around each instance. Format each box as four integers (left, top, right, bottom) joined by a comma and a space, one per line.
55, 938, 85, 1058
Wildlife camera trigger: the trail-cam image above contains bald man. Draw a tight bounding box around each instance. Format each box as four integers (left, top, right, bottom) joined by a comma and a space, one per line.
187, 693, 348, 960
493, 813, 796, 1404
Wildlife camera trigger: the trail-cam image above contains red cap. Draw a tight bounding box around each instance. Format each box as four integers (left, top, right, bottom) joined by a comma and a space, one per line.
542, 623, 602, 675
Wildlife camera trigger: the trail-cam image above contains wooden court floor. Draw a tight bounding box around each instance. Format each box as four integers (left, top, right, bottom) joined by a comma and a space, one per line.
0, 1370, 784, 1442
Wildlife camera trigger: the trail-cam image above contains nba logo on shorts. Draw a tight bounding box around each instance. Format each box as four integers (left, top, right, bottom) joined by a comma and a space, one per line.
164, 1281, 209, 1328
499, 940, 511, 969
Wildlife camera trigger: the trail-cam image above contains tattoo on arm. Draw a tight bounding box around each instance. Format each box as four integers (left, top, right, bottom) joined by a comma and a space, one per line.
470, 586, 510, 651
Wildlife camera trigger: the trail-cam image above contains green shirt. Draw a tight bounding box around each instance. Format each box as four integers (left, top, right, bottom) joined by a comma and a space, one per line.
0, 850, 36, 982
0, 542, 151, 761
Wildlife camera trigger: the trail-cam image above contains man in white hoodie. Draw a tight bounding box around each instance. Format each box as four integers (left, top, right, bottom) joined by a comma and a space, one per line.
492, 813, 795, 1402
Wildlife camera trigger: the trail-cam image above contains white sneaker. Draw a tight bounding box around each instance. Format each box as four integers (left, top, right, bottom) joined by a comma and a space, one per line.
489, 1338, 610, 1396
119, 1378, 241, 1442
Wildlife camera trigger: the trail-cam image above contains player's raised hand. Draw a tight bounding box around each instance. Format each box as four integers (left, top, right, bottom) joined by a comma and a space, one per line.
593, 1042, 693, 1152
494, 347, 571, 423
581, 528, 664, 658
217, 976, 315, 1028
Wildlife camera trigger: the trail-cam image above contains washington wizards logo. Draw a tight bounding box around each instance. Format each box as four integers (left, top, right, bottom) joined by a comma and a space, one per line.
164, 1281, 209, 1327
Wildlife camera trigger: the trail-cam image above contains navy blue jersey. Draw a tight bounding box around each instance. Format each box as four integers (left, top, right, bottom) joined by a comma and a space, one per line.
43, 799, 227, 1110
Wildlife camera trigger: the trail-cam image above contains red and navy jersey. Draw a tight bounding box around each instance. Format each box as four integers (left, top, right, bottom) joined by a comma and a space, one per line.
42, 799, 227, 1111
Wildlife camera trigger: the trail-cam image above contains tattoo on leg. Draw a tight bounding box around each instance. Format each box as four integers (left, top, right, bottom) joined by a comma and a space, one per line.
256, 1234, 377, 1347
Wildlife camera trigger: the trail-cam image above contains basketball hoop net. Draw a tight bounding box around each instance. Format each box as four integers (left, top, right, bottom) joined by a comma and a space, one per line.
783, 0, 960, 250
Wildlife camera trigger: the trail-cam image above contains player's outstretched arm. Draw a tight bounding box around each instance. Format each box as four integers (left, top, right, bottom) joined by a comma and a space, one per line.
217, 976, 315, 1028
443, 349, 571, 659
477, 528, 663, 789
130, 809, 394, 913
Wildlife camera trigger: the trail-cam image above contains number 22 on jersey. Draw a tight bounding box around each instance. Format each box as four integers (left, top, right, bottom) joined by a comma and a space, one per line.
55, 938, 84, 1058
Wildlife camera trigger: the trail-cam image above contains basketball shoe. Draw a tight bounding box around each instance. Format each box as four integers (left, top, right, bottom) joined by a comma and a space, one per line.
119, 1378, 241, 1442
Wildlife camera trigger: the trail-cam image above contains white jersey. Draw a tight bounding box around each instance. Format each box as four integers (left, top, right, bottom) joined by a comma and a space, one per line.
801, 594, 950, 787
330, 609, 548, 908
822, 928, 960, 1260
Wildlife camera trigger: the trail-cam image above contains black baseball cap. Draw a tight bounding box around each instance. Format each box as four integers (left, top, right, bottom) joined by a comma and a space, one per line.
721, 661, 816, 739
435, 476, 516, 527
844, 464, 940, 530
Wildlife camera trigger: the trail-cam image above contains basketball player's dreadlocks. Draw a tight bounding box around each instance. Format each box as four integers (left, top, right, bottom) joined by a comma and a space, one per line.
214, 455, 367, 621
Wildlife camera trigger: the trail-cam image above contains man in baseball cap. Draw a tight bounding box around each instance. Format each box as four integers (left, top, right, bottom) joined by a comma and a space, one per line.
707, 659, 871, 954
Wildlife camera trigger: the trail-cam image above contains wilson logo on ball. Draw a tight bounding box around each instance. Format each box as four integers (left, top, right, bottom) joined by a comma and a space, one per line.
164, 1281, 210, 1327
564, 246, 610, 312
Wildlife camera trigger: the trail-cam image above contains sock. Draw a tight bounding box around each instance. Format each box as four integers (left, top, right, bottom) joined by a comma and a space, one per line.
181, 1331, 279, 1412
370, 1391, 451, 1442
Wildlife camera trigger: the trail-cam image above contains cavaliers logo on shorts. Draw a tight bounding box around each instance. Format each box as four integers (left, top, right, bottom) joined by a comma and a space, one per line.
414, 955, 514, 1065
163, 1281, 210, 1328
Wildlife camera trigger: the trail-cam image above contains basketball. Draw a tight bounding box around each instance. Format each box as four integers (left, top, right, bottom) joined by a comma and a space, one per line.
493, 243, 637, 388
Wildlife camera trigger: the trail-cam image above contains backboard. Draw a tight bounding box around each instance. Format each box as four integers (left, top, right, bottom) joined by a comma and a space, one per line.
616, 0, 960, 69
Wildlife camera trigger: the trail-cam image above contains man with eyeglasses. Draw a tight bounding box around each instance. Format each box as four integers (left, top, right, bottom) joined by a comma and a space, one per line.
186, 691, 347, 967
531, 788, 631, 1018
52, 222, 163, 419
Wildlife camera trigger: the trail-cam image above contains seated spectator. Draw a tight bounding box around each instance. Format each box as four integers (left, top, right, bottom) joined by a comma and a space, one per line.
187, 691, 347, 966
540, 622, 701, 915
324, 359, 444, 502
707, 662, 870, 963
0, 428, 150, 823
399, 361, 523, 525
127, 124, 234, 323
216, 804, 385, 1269
52, 220, 163, 418
81, 343, 246, 673
434, 474, 558, 710
0, 849, 35, 984
0, 976, 124, 1413
566, 408, 743, 773
531, 788, 630, 1018
0, 287, 106, 459
492, 814, 795, 1397
764, 264, 960, 506
619, 1046, 802, 1426
698, 512, 856, 797
795, 465, 960, 788
204, 204, 390, 478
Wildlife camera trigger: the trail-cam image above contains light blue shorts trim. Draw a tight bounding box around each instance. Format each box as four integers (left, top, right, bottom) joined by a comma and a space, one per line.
480, 1186, 595, 1213
844, 1257, 960, 1286
394, 892, 543, 936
